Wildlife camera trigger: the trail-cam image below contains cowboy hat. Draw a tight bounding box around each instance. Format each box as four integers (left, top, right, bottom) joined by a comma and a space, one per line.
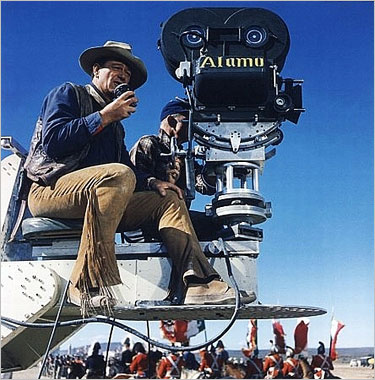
79, 41, 147, 89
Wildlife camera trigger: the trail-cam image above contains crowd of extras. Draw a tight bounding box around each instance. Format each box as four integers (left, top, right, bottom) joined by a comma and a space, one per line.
41, 339, 338, 379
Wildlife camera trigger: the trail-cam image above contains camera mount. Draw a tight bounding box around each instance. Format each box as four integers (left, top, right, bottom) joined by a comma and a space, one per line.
159, 7, 305, 241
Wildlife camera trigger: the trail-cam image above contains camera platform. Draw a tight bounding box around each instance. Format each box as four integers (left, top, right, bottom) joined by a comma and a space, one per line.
60, 303, 326, 321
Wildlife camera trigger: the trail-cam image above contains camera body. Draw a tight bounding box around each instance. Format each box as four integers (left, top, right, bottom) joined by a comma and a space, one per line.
159, 8, 303, 124
159, 8, 304, 240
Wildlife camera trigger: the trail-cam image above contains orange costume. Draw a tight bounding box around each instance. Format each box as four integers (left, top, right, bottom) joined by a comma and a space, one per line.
282, 357, 302, 378
157, 353, 184, 379
130, 352, 148, 378
199, 350, 213, 371
263, 353, 283, 379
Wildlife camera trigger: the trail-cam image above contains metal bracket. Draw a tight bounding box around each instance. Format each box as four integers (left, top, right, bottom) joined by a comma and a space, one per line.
175, 61, 192, 80
230, 131, 241, 153
1, 136, 28, 157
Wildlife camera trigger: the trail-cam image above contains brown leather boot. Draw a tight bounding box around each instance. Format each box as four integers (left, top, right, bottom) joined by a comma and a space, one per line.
184, 279, 256, 305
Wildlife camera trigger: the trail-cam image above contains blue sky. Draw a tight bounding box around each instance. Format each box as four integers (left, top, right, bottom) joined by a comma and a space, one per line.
1, 1, 374, 351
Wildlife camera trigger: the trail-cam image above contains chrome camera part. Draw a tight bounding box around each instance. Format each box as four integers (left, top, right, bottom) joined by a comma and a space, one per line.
182, 26, 206, 48
245, 26, 268, 47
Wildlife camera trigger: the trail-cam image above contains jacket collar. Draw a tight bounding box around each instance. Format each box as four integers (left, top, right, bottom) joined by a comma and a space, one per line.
86, 83, 111, 107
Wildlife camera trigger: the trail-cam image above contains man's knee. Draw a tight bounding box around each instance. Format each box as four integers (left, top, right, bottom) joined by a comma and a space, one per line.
102, 163, 136, 192
157, 190, 193, 232
160, 189, 185, 208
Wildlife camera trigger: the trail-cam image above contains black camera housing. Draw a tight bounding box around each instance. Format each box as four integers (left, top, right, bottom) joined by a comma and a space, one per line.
159, 7, 303, 124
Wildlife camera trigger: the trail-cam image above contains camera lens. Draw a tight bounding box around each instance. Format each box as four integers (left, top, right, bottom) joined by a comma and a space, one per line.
182, 26, 205, 48
245, 26, 268, 47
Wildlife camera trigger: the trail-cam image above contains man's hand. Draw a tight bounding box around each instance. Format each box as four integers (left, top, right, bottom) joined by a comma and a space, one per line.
99, 91, 138, 127
150, 179, 184, 199
166, 168, 180, 184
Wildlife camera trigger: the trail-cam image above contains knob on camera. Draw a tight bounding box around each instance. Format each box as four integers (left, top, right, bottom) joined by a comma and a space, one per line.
114, 83, 137, 107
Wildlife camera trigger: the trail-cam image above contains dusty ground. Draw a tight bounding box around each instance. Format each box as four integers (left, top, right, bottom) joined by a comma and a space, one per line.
331, 363, 374, 379
6, 364, 375, 379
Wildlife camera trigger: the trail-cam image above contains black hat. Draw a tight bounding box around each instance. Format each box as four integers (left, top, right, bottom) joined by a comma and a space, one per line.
216, 340, 224, 349
317, 341, 325, 355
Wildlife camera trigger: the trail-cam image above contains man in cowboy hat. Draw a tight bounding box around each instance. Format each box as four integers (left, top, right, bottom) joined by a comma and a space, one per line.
24, 41, 247, 316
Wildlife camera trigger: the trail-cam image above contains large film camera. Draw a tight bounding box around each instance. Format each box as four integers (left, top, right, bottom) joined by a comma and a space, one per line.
158, 7, 304, 241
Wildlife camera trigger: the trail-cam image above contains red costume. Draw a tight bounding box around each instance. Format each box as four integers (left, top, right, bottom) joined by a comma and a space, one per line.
263, 353, 283, 379
199, 349, 220, 377
199, 350, 213, 371
157, 353, 184, 379
130, 352, 148, 378
282, 357, 302, 378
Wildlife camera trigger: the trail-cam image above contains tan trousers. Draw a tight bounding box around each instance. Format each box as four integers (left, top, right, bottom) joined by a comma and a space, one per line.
28, 163, 218, 301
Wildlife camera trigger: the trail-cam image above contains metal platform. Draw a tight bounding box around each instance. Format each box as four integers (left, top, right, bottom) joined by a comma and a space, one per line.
57, 303, 326, 321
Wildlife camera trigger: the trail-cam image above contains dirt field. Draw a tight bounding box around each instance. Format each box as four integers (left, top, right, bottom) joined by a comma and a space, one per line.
332, 363, 374, 379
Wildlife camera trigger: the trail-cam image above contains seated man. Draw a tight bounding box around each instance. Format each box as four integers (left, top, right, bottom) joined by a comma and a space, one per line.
130, 98, 256, 303
24, 41, 247, 316
130, 98, 217, 240
242, 348, 264, 379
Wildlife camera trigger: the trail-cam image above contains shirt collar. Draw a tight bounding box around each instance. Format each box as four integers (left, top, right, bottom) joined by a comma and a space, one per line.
158, 129, 172, 149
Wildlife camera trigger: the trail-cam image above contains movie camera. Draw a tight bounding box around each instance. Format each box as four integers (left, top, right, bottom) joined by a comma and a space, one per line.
158, 7, 304, 241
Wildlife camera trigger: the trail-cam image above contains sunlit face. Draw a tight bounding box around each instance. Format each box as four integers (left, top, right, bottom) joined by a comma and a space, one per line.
92, 60, 131, 99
